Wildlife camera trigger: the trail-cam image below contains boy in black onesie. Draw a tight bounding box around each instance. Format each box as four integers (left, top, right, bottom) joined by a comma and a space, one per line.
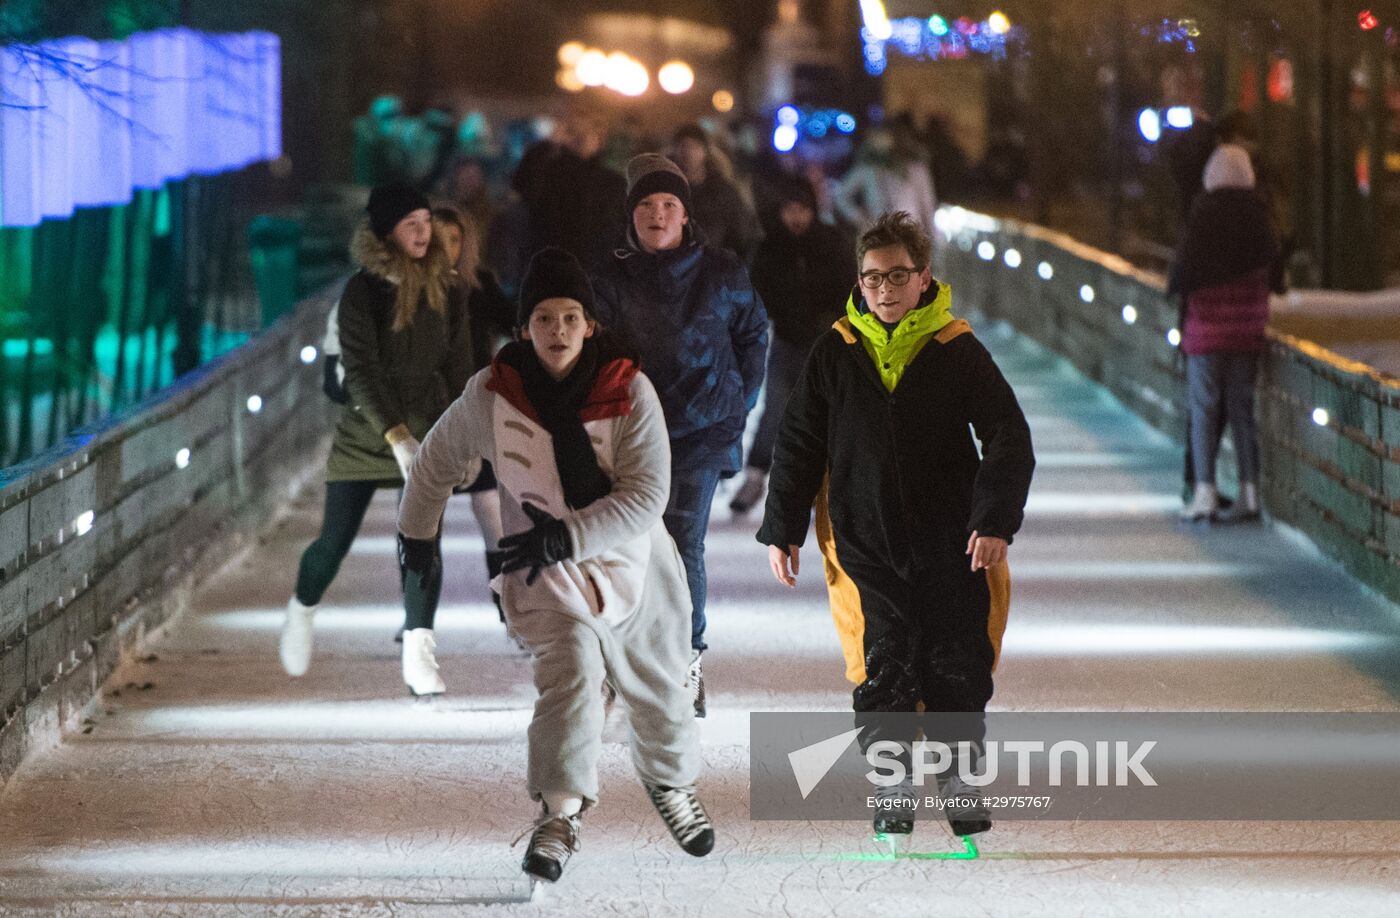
757, 210, 1035, 840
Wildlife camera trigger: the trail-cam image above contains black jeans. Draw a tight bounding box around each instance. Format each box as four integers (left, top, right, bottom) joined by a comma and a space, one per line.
294, 479, 443, 629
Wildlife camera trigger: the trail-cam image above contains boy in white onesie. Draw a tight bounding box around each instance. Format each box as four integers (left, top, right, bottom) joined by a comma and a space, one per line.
398, 247, 714, 883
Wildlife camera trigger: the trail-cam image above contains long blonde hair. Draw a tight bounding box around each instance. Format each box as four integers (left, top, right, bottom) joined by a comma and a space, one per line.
387, 232, 453, 332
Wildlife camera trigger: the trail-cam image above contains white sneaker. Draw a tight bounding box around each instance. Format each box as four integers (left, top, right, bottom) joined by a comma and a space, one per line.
279, 598, 316, 677
402, 628, 446, 697
1179, 482, 1218, 522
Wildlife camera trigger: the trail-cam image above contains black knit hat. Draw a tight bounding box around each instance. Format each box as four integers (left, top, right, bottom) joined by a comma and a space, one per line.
518, 247, 596, 328
367, 182, 431, 239
624, 153, 692, 215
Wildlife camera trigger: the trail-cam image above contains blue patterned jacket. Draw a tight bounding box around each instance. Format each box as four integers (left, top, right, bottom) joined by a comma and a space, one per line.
592, 226, 768, 474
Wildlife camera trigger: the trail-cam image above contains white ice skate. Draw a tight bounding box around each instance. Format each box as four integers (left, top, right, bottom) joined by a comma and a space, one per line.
278, 598, 316, 677
401, 628, 445, 698
646, 784, 715, 856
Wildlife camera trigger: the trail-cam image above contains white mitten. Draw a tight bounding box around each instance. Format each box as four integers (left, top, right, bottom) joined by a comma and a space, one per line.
391, 435, 420, 480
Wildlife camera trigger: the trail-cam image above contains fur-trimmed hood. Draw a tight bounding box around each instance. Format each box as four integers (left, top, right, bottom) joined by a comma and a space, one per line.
348, 219, 453, 286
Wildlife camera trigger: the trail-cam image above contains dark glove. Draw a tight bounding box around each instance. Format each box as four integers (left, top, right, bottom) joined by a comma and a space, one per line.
398, 532, 438, 576
498, 502, 572, 586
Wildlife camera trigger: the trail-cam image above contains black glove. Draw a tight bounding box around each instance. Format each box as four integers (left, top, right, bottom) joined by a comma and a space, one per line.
398, 532, 438, 576
498, 502, 572, 586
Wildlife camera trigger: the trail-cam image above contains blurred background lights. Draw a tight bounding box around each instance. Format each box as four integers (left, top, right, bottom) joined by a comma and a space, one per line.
299, 346, 317, 364
1138, 108, 1162, 143
977, 240, 996, 260
928, 15, 949, 36
1003, 248, 1022, 268
658, 61, 694, 95
773, 124, 799, 153
1122, 304, 1138, 324
712, 90, 735, 113
1038, 262, 1054, 280
1313, 407, 1331, 426
1166, 106, 1194, 129
1360, 10, 1379, 31
1167, 328, 1182, 346
75, 510, 95, 536
246, 395, 263, 414
988, 11, 1012, 35
175, 448, 191, 469
1080, 284, 1095, 303
576, 49, 608, 87
556, 69, 585, 92
859, 0, 894, 40
777, 105, 800, 126
835, 113, 857, 133
557, 41, 585, 66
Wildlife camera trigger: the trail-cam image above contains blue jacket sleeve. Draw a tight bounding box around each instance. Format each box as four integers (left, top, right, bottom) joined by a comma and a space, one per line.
726, 262, 769, 412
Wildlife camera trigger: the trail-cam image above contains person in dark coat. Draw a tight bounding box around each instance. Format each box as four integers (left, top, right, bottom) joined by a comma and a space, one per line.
511, 117, 627, 272
1170, 144, 1281, 523
757, 211, 1034, 841
670, 122, 762, 261
729, 175, 853, 514
591, 153, 769, 717
280, 183, 471, 697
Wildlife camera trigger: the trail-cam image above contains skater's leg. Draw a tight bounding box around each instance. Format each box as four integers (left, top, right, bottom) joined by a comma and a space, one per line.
1186, 354, 1225, 487
402, 514, 444, 630
608, 540, 700, 790
510, 608, 608, 808
295, 480, 380, 605
1222, 352, 1262, 485
662, 468, 722, 653
915, 562, 997, 836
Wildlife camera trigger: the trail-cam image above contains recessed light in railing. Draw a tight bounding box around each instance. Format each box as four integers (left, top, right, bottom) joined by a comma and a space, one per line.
1121, 305, 1138, 324
1003, 248, 1022, 269
175, 448, 191, 469
300, 346, 318, 364
1167, 328, 1182, 347
1037, 262, 1054, 280
1312, 408, 1330, 427
1080, 285, 1095, 303
247, 395, 264, 414
977, 240, 996, 261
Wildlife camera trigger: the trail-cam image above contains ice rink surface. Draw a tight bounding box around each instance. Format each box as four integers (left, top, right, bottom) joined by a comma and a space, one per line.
2, 323, 1399, 916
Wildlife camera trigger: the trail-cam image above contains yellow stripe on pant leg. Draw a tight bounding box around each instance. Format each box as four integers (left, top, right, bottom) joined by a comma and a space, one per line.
815, 476, 867, 685
984, 559, 1011, 672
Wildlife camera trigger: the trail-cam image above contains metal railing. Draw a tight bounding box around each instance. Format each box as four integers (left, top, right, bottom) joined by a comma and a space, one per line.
936, 206, 1400, 606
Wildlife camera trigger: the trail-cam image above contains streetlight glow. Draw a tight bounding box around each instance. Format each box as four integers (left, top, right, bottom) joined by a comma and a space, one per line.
658, 61, 695, 95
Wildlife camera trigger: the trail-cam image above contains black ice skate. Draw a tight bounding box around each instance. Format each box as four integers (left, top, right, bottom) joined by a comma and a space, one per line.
517, 808, 581, 883
646, 784, 715, 856
936, 772, 993, 837
871, 780, 917, 839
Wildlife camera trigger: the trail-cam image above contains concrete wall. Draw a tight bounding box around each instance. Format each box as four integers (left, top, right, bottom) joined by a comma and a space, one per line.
0, 287, 339, 785
935, 206, 1400, 606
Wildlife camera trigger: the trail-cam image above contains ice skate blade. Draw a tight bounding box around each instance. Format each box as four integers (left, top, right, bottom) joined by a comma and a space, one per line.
529, 877, 549, 901
854, 834, 980, 861
407, 689, 444, 702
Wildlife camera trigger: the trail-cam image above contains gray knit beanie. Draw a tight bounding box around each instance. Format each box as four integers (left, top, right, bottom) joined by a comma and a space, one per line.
624, 153, 692, 214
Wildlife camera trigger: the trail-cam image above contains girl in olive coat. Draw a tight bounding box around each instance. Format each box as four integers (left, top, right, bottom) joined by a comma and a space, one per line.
279, 182, 471, 696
